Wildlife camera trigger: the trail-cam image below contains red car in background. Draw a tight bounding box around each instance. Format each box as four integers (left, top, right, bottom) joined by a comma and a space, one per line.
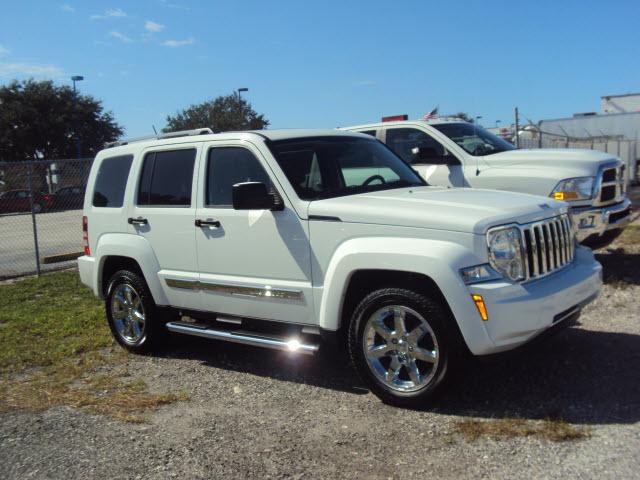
0, 189, 53, 214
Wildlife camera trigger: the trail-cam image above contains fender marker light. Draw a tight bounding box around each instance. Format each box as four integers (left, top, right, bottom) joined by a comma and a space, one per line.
472, 294, 489, 321
553, 192, 578, 201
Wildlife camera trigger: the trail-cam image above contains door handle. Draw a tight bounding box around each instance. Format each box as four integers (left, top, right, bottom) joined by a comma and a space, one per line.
128, 217, 148, 225
195, 219, 221, 228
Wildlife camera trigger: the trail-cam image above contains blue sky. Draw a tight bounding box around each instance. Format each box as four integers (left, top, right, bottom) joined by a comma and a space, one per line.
0, 0, 638, 137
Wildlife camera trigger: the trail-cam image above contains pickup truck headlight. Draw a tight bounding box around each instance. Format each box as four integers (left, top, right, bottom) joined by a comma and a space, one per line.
487, 226, 525, 282
551, 177, 594, 201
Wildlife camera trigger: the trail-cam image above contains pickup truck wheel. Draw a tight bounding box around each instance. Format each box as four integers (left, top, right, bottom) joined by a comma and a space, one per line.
348, 288, 453, 407
106, 270, 164, 354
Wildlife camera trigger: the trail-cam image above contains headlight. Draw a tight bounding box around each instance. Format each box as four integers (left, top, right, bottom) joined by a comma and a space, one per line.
551, 177, 594, 201
487, 226, 525, 282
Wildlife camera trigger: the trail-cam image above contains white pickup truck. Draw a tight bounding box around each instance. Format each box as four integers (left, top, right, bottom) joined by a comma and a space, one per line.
343, 119, 632, 248
79, 128, 602, 407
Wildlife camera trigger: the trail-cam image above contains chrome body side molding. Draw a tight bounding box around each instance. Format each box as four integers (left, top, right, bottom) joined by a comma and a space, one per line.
165, 278, 304, 301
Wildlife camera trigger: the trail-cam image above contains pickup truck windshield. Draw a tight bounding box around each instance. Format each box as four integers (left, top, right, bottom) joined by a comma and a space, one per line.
270, 136, 425, 200
432, 123, 516, 156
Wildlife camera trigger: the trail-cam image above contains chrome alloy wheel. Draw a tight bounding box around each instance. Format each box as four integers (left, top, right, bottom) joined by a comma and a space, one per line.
110, 283, 146, 345
363, 305, 439, 392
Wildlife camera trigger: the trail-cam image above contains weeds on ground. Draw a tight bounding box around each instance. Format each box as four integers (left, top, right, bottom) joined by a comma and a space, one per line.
615, 224, 640, 250
455, 417, 591, 442
0, 271, 186, 422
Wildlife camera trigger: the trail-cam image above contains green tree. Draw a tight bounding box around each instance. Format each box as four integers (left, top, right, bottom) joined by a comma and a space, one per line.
164, 93, 269, 133
0, 79, 123, 161
449, 112, 474, 123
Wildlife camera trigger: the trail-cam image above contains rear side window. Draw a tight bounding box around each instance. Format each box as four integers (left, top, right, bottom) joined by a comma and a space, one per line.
93, 155, 133, 207
138, 149, 196, 206
206, 147, 270, 206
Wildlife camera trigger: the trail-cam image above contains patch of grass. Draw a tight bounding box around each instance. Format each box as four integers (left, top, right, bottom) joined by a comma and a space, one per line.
0, 271, 111, 373
455, 417, 591, 443
0, 271, 186, 422
614, 224, 640, 250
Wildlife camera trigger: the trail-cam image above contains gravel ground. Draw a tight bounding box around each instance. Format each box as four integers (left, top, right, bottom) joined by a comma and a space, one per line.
1, 225, 639, 479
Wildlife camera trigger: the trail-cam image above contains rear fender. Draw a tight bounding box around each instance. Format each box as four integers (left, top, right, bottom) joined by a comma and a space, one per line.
94, 233, 168, 305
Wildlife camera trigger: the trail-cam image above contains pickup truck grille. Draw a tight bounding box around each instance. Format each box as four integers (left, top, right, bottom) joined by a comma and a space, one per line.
520, 215, 575, 281
596, 164, 625, 206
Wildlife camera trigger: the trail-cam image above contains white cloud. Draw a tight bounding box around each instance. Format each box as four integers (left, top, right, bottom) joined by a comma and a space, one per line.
161, 37, 194, 47
0, 45, 9, 57
91, 8, 127, 20
109, 30, 132, 43
60, 4, 75, 13
0, 62, 64, 78
144, 20, 165, 33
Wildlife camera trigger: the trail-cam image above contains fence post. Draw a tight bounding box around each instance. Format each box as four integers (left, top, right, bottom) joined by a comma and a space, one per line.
27, 161, 41, 277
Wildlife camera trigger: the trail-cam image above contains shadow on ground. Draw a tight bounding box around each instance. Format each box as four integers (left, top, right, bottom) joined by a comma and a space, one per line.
159, 322, 640, 425
596, 250, 640, 286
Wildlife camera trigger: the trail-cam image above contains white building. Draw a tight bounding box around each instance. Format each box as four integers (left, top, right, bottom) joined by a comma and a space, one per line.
601, 93, 640, 114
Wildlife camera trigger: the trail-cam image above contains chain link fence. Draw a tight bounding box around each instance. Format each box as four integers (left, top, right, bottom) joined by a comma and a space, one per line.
0, 158, 93, 279
518, 132, 639, 185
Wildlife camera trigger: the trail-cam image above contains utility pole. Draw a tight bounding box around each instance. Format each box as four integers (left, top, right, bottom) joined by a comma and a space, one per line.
71, 76, 84, 159
237, 87, 248, 129
514, 107, 520, 148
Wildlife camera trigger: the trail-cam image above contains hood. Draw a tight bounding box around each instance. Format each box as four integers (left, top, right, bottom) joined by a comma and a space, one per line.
308, 187, 568, 234
483, 148, 620, 175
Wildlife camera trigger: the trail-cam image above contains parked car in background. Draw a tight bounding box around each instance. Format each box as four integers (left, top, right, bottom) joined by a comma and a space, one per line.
49, 185, 85, 211
342, 118, 632, 249
0, 189, 52, 214
78, 127, 602, 407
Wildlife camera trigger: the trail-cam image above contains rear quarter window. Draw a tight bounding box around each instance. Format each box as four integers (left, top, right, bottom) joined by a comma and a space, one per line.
92, 155, 134, 207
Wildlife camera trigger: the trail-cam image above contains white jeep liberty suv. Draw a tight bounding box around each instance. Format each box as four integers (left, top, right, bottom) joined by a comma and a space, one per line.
79, 128, 602, 407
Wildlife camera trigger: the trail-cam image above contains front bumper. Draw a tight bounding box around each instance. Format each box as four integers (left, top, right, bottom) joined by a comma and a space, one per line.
466, 246, 602, 355
571, 198, 632, 242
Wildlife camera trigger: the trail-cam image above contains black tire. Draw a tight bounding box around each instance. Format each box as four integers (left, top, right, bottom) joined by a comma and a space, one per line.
105, 269, 165, 354
348, 288, 457, 408
32, 202, 42, 213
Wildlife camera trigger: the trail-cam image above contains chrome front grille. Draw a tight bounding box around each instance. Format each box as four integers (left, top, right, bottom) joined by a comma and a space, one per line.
596, 164, 625, 206
520, 214, 575, 281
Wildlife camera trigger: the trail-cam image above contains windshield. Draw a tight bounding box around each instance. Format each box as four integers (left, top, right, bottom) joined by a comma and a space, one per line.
432, 123, 516, 156
269, 136, 425, 200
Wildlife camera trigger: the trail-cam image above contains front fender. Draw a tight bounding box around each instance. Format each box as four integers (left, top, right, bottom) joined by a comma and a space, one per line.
94, 233, 168, 305
318, 237, 494, 353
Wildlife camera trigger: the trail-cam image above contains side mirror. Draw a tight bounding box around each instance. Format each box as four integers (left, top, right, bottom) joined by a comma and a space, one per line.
232, 182, 278, 210
410, 146, 459, 166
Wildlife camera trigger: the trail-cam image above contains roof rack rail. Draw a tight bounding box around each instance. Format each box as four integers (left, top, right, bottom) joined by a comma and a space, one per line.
104, 127, 214, 149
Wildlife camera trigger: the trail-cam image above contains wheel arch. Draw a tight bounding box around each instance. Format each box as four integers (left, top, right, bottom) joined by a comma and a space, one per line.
94, 233, 168, 305
316, 237, 494, 355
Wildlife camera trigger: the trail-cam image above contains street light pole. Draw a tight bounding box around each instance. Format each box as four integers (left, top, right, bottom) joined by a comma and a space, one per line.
71, 75, 84, 160
237, 88, 248, 129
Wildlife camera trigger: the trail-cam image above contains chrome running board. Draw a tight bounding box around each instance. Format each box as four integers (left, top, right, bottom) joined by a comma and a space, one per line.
165, 322, 320, 355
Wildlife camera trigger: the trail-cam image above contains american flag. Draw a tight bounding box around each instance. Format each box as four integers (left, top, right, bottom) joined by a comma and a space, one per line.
422, 106, 438, 120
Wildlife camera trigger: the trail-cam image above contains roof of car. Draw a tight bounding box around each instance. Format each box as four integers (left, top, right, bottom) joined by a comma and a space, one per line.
341, 118, 468, 130
100, 128, 371, 155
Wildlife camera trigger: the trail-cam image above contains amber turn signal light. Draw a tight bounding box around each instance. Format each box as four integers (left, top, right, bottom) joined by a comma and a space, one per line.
472, 294, 489, 321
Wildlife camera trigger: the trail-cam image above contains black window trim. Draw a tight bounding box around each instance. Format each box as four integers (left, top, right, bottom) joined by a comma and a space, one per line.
135, 147, 197, 208
204, 145, 281, 209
